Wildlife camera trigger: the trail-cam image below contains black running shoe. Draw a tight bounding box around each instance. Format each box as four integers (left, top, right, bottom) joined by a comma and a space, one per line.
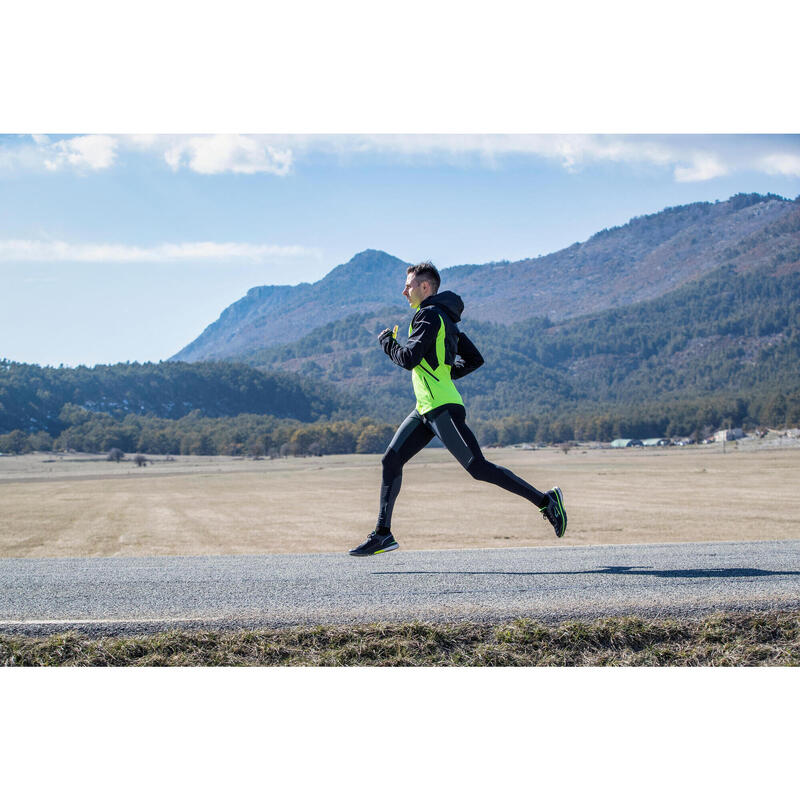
349, 529, 400, 556
540, 487, 567, 538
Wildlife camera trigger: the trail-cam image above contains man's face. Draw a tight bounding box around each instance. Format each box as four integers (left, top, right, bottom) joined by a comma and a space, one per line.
402, 274, 431, 308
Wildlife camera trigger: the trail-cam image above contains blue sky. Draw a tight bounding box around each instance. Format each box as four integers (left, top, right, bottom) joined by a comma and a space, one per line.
2, 133, 799, 366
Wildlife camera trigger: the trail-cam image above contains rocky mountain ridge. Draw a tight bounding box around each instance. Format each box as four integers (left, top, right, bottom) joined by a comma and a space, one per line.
171, 193, 799, 363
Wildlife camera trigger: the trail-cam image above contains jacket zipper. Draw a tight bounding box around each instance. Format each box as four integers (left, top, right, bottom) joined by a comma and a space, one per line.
422, 375, 434, 398
418, 363, 440, 382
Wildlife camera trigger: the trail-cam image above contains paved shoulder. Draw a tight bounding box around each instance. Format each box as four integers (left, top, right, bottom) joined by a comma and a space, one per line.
1, 540, 799, 635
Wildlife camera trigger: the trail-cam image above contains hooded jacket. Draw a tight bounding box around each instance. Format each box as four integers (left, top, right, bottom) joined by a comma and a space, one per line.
380, 290, 484, 415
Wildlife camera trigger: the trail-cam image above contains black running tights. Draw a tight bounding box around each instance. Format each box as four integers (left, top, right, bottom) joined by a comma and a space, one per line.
377, 403, 547, 530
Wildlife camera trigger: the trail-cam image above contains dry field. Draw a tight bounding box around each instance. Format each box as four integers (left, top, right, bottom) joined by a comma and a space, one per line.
1, 440, 799, 558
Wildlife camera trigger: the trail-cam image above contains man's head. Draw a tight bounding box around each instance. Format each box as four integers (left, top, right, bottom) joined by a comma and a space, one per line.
403, 261, 440, 308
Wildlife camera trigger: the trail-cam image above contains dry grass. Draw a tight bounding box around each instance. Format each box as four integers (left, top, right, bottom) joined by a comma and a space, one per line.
2, 611, 799, 666
1, 443, 799, 558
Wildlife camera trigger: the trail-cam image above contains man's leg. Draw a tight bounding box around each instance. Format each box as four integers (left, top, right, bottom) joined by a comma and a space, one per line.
376, 409, 435, 530
350, 410, 435, 556
426, 404, 548, 508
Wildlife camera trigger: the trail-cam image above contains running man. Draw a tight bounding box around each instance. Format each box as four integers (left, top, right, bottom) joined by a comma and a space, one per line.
349, 260, 567, 556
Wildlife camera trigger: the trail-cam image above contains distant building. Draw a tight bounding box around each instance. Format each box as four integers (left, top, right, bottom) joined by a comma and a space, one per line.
714, 428, 744, 442
642, 438, 671, 447
611, 438, 643, 448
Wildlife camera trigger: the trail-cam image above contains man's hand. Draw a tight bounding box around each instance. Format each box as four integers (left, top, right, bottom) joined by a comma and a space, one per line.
378, 327, 394, 344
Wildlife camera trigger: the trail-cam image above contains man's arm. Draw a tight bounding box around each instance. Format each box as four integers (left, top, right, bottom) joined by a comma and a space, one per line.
451, 332, 484, 379
379, 308, 439, 370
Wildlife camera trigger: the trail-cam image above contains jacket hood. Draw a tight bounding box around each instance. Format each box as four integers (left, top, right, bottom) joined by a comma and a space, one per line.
420, 290, 463, 323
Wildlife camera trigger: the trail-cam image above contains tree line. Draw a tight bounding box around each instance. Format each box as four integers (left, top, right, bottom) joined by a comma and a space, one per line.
0, 404, 395, 457
2, 386, 799, 456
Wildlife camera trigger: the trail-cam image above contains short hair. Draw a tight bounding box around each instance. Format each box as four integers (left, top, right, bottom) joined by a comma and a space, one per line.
407, 260, 440, 294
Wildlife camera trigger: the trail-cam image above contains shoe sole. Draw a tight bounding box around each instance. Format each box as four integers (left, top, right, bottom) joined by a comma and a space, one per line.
349, 543, 400, 557
552, 486, 567, 537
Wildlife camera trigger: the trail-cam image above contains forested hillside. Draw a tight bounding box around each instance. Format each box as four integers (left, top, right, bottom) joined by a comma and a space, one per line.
0, 360, 365, 436
240, 262, 800, 437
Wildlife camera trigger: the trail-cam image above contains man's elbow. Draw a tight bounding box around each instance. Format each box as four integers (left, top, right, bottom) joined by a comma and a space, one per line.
395, 347, 420, 370
401, 354, 422, 371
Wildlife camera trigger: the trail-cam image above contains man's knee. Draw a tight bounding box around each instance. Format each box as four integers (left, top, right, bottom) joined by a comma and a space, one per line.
382, 448, 402, 477
466, 457, 493, 482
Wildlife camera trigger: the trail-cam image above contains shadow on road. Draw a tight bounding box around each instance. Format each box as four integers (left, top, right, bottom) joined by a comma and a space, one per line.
372, 566, 800, 579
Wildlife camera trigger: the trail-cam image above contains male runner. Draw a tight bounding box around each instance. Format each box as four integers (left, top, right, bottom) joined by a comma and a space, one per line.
349, 260, 567, 556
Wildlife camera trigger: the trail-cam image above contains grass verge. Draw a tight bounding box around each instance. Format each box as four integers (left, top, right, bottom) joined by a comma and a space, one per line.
2, 611, 799, 666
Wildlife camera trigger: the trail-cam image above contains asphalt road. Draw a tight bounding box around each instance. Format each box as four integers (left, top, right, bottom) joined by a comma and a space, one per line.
1, 539, 799, 636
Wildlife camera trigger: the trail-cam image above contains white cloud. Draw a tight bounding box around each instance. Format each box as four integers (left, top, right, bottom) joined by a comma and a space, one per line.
123, 134, 159, 149
2, 133, 293, 176
2, 133, 799, 183
42, 134, 117, 171
758, 153, 800, 177
0, 239, 319, 263
266, 133, 800, 183
674, 154, 729, 182
162, 135, 293, 175
246, 134, 789, 183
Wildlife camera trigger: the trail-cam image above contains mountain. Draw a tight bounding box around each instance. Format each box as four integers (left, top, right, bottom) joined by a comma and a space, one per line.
171, 250, 410, 362
171, 193, 799, 362
446, 192, 799, 322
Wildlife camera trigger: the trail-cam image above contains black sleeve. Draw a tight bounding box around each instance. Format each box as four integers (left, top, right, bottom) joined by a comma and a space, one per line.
381, 308, 440, 370
451, 332, 484, 380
